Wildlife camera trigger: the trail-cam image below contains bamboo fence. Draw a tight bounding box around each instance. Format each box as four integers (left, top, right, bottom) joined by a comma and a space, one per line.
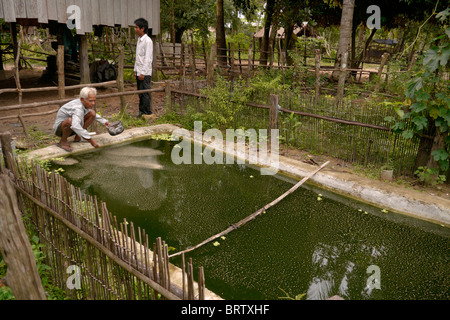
166, 82, 423, 176
0, 134, 206, 300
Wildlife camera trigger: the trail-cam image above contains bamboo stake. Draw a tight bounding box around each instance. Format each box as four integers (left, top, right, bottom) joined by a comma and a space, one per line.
187, 258, 194, 300
170, 160, 330, 258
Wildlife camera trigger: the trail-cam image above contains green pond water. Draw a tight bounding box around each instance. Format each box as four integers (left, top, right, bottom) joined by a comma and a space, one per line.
53, 139, 450, 300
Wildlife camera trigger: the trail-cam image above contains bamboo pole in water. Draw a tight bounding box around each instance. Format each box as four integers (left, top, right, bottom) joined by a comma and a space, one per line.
169, 160, 330, 258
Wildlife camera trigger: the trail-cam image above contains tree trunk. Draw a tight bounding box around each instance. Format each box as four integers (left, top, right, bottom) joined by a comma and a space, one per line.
0, 175, 47, 300
170, 0, 176, 44
284, 24, 295, 66
332, 0, 355, 81
175, 28, 185, 44
354, 28, 377, 71
216, 0, 227, 68
415, 121, 436, 168
427, 130, 447, 170
260, 0, 276, 67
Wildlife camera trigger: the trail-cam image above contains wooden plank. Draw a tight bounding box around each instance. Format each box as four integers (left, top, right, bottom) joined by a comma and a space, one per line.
170, 161, 331, 259
37, 0, 48, 23
56, 0, 67, 23
46, 0, 57, 21
113, 0, 121, 26
139, 0, 146, 21
98, 0, 107, 25
146, 0, 155, 28
90, 0, 100, 26
82, 0, 92, 33
14, 0, 27, 18
25, 0, 38, 19
152, 0, 159, 35
72, 0, 84, 35
134, 0, 140, 26
2, 0, 16, 22
99, 0, 114, 26
0, 0, 4, 19
120, 0, 128, 27
127, 0, 135, 26
106, 0, 115, 26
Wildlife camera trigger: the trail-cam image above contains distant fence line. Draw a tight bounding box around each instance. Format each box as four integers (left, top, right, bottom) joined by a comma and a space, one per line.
166, 81, 423, 176
0, 132, 207, 300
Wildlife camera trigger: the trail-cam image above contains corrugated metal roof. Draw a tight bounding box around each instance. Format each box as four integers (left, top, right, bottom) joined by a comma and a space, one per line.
0, 0, 160, 35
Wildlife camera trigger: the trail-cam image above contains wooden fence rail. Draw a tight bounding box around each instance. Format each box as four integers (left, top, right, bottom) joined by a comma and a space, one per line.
0, 132, 207, 300
166, 82, 422, 176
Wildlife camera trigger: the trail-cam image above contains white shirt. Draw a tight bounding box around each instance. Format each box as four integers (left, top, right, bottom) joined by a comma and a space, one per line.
134, 34, 153, 77
53, 99, 108, 140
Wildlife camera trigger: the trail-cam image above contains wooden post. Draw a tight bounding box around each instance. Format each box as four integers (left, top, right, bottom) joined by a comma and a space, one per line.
202, 40, 208, 71
248, 42, 253, 77
408, 52, 418, 71
336, 51, 348, 104
230, 42, 235, 76
151, 35, 159, 82
180, 41, 185, 80
192, 41, 197, 72
13, 25, 23, 105
117, 46, 126, 112
252, 37, 256, 68
79, 35, 90, 84
314, 49, 321, 105
270, 94, 279, 131
0, 175, 47, 300
57, 45, 65, 99
207, 44, 216, 86
165, 80, 172, 111
0, 132, 14, 172
375, 52, 390, 91
188, 44, 196, 89
238, 43, 242, 74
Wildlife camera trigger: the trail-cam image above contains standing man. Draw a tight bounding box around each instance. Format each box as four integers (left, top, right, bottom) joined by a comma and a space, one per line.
134, 18, 154, 118
53, 87, 110, 152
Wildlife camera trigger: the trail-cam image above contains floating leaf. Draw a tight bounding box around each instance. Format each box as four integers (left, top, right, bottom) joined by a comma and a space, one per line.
317, 197, 322, 201
220, 236, 226, 240
381, 209, 388, 214
213, 241, 220, 247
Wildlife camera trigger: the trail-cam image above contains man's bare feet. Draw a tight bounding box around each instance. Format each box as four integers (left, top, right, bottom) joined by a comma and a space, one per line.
56, 142, 72, 152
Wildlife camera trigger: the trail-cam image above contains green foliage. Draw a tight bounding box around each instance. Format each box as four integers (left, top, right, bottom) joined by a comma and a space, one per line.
200, 76, 252, 129
387, 8, 450, 173
278, 287, 306, 300
279, 111, 302, 148
110, 109, 148, 129
0, 211, 68, 300
414, 166, 447, 186
25, 125, 57, 149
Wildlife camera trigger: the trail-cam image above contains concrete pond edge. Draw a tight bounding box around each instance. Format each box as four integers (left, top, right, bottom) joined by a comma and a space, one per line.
25, 123, 450, 228
22, 124, 450, 299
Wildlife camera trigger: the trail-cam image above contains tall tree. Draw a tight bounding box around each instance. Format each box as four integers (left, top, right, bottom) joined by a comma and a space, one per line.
260, 0, 276, 66
331, 0, 355, 81
216, 0, 228, 67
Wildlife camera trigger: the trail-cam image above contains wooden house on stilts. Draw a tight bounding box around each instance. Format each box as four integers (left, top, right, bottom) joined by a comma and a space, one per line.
0, 0, 160, 84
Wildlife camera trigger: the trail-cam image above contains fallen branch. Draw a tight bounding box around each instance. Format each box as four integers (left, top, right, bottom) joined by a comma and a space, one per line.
169, 161, 330, 258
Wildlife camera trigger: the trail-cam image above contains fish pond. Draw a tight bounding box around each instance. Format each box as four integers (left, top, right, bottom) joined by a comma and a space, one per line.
52, 138, 450, 300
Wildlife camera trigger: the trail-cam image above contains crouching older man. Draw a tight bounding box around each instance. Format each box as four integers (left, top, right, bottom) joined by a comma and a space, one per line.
53, 87, 110, 152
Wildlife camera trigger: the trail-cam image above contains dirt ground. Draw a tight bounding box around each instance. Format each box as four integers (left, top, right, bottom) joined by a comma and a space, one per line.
0, 65, 166, 139
1, 66, 450, 201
